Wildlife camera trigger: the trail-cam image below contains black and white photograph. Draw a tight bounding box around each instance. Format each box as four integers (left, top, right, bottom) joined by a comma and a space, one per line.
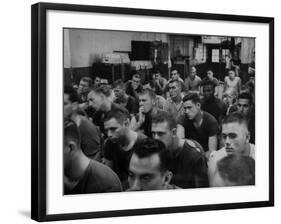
63, 28, 256, 194
30, 2, 274, 221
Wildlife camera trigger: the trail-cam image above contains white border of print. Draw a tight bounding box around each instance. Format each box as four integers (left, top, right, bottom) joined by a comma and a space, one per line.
46, 9, 269, 215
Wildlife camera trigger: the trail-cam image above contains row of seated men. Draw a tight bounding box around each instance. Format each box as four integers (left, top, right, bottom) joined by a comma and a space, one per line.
63, 69, 255, 194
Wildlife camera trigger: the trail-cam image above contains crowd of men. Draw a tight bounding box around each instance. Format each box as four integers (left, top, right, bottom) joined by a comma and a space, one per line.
64, 66, 255, 194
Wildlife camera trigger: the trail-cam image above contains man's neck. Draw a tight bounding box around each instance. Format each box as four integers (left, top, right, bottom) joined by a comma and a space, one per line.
193, 111, 203, 127
172, 95, 182, 104
120, 130, 138, 151
242, 143, 251, 156
67, 151, 90, 182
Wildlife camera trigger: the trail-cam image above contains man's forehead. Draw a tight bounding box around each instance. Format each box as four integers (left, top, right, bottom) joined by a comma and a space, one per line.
152, 121, 169, 130
222, 122, 247, 132
104, 118, 121, 127
183, 100, 195, 106
238, 98, 250, 104
130, 153, 161, 173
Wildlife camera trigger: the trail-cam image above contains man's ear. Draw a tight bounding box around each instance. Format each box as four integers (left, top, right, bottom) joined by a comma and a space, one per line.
171, 128, 177, 137
163, 171, 173, 186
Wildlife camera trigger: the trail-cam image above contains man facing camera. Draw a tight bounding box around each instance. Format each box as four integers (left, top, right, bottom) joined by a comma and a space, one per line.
63, 120, 122, 194
127, 138, 178, 191
208, 112, 255, 186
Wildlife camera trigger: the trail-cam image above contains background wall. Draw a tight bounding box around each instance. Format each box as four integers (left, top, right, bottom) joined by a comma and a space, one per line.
0, 0, 279, 223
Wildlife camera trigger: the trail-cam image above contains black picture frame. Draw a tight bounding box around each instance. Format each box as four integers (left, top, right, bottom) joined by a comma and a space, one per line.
31, 2, 274, 222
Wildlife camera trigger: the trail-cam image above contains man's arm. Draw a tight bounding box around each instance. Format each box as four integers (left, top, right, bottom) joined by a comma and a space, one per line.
176, 124, 185, 139
206, 135, 218, 159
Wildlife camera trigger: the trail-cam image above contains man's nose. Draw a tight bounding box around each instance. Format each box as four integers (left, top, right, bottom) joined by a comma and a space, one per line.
130, 179, 141, 191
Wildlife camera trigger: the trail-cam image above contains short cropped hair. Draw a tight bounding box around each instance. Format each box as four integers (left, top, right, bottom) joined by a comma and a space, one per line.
151, 110, 177, 130
103, 108, 131, 125
64, 119, 81, 146
182, 92, 201, 104
90, 85, 112, 97
201, 79, 215, 89
238, 92, 253, 105
217, 154, 255, 185
113, 79, 125, 89
64, 86, 80, 103
222, 112, 249, 130
80, 76, 92, 87
138, 88, 157, 101
131, 138, 170, 172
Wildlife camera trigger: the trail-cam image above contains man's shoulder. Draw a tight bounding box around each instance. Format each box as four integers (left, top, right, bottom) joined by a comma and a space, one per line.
209, 147, 227, 163
88, 160, 122, 191
203, 111, 218, 124
181, 139, 205, 160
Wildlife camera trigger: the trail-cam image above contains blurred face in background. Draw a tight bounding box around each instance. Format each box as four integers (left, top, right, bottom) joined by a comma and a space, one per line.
171, 70, 179, 81
190, 67, 197, 79
139, 93, 154, 114
77, 80, 90, 95
237, 98, 250, 116
132, 76, 141, 90
229, 70, 236, 79
207, 70, 214, 80
113, 85, 125, 99
202, 84, 214, 101
87, 91, 105, 111
169, 81, 181, 99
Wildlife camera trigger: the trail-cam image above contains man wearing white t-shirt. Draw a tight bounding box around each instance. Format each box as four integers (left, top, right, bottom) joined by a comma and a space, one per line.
208, 112, 255, 187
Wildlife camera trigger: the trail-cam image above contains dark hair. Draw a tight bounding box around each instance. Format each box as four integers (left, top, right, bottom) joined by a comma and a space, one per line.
201, 79, 215, 90
238, 92, 253, 105
182, 92, 201, 104
151, 110, 177, 130
222, 112, 249, 130
132, 73, 141, 80
90, 85, 112, 97
113, 79, 125, 89
131, 138, 170, 172
138, 88, 157, 101
104, 108, 131, 124
168, 79, 181, 88
64, 86, 80, 103
217, 154, 255, 185
80, 76, 92, 87
64, 119, 81, 146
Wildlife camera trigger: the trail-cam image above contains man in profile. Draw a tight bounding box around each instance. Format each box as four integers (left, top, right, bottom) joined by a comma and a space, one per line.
151, 110, 209, 189
127, 138, 178, 191
63, 120, 122, 194
64, 86, 101, 161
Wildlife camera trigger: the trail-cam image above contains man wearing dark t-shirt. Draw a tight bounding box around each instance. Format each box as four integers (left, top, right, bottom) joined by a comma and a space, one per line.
151, 110, 209, 188
201, 80, 227, 123
64, 120, 122, 195
102, 108, 146, 189
177, 93, 219, 159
